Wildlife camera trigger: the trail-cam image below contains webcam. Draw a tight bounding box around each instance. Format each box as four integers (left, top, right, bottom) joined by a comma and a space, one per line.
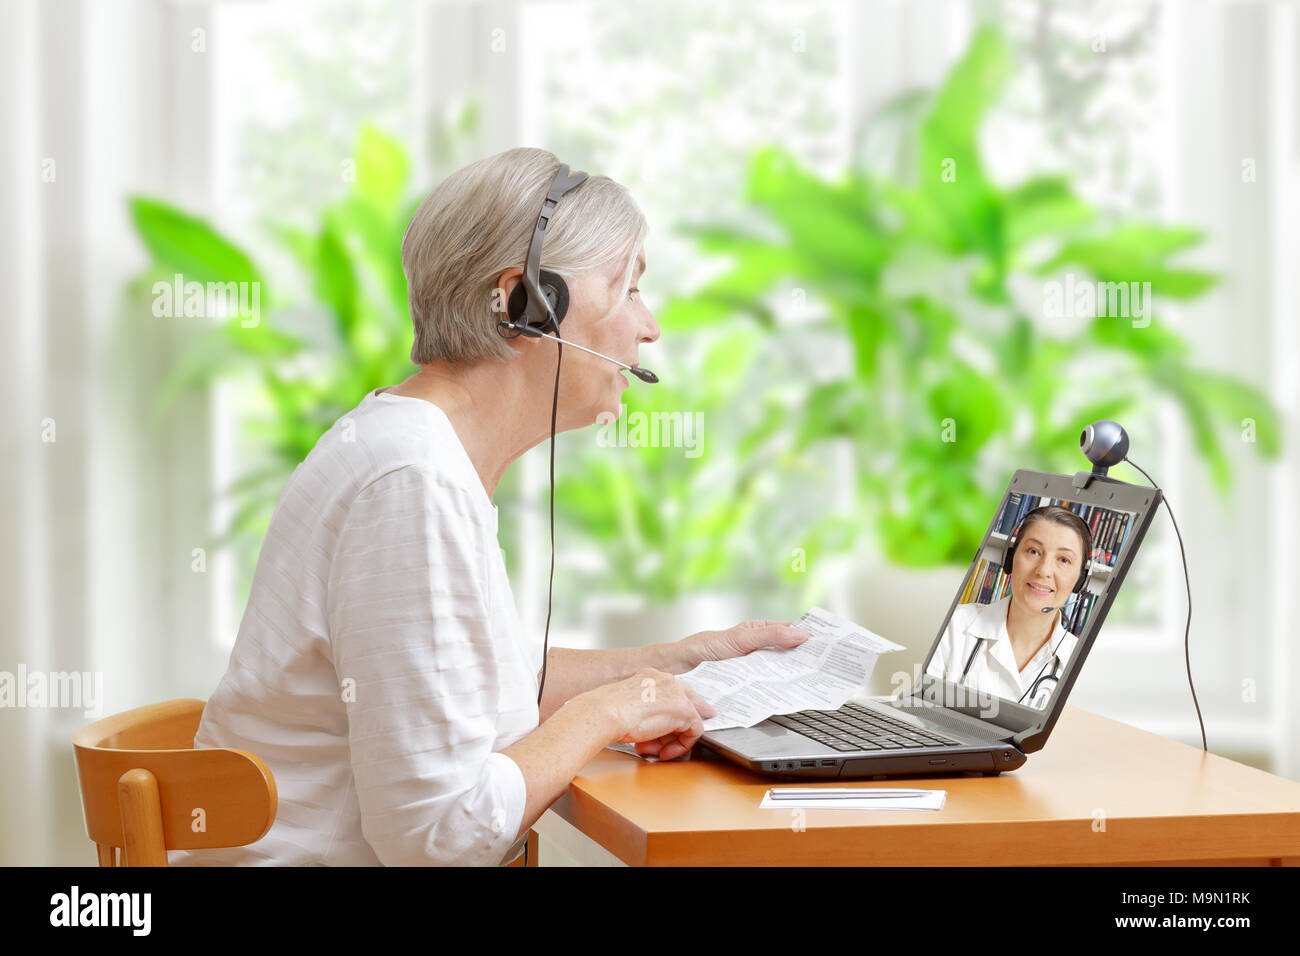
1080, 420, 1129, 474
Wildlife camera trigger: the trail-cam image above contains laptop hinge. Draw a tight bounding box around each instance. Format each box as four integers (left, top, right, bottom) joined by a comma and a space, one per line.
1011, 727, 1046, 753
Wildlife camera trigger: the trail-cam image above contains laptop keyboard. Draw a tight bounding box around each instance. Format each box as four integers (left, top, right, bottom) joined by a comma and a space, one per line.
769, 701, 961, 752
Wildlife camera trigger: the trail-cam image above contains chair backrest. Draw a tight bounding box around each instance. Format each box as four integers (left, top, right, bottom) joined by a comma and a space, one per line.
72, 698, 277, 866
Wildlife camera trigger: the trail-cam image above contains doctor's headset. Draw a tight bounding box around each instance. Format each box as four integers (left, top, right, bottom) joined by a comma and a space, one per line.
959, 506, 1094, 706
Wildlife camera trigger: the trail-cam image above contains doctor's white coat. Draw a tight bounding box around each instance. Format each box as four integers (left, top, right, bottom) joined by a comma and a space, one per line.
926, 595, 1078, 709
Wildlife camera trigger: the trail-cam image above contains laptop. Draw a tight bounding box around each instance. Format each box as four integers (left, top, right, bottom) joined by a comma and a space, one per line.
699, 468, 1163, 779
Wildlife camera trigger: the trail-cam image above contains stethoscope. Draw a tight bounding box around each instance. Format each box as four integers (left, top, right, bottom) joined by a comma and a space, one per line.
960, 625, 1069, 707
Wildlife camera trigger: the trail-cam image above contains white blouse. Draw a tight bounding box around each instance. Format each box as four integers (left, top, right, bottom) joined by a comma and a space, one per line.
168, 388, 540, 866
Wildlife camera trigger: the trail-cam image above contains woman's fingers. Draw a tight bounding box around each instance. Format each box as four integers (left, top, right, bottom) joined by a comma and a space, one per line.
637, 727, 703, 761
732, 621, 810, 653
635, 731, 680, 755
658, 739, 687, 760
683, 685, 717, 719
738, 619, 796, 631
619, 673, 711, 760
657, 729, 699, 761
637, 738, 672, 759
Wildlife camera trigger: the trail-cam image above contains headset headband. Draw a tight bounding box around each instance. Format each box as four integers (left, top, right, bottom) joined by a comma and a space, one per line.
518, 163, 589, 332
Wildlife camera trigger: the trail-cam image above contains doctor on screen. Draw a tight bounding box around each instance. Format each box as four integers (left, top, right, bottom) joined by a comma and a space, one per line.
927, 505, 1093, 709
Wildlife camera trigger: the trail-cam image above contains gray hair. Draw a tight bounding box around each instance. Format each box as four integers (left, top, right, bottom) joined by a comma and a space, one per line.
401, 146, 647, 365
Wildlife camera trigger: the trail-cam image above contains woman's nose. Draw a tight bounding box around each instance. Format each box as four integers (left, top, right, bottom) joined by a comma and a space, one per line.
641, 309, 661, 344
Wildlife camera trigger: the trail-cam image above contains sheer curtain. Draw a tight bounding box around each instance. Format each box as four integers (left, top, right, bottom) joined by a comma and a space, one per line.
0, 0, 226, 866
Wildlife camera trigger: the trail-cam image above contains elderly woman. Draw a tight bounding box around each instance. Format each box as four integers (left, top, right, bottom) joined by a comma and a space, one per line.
926, 505, 1091, 710
169, 147, 807, 867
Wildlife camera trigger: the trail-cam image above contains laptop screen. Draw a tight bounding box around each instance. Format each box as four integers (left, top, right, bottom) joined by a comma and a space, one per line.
912, 469, 1161, 738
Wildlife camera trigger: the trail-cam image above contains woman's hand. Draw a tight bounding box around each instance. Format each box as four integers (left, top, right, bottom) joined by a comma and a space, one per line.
672, 620, 811, 672
599, 668, 717, 761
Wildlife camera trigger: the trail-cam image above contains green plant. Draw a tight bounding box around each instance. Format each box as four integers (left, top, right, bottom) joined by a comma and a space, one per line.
654, 25, 1281, 567
126, 123, 426, 583
551, 324, 844, 606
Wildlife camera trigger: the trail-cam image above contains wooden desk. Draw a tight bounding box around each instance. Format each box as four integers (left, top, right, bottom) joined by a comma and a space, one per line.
532, 705, 1300, 866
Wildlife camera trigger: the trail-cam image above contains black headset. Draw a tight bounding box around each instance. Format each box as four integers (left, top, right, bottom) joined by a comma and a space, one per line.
1002, 505, 1093, 598
495, 162, 659, 386
497, 163, 589, 340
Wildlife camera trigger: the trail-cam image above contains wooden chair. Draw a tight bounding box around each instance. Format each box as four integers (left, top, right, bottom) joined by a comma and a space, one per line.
506, 831, 541, 867
72, 698, 277, 866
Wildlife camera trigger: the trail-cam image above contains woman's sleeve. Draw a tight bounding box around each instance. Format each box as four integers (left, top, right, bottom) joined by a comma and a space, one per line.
326, 464, 528, 867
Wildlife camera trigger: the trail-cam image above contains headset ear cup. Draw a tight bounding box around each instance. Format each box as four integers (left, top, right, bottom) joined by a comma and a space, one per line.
506, 269, 570, 331
1074, 525, 1093, 594
539, 268, 569, 325
507, 279, 527, 323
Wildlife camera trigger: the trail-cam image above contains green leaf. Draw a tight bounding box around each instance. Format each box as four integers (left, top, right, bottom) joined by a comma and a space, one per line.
329, 194, 413, 317
128, 196, 264, 288
1002, 177, 1094, 250
990, 313, 1034, 375
1158, 372, 1232, 492
698, 327, 758, 383
1036, 397, 1137, 455
926, 363, 1002, 453
1147, 270, 1218, 299
1186, 372, 1283, 459
353, 123, 411, 217
266, 223, 318, 275
877, 483, 961, 565
795, 382, 870, 448
219, 314, 305, 357
844, 299, 891, 377
736, 396, 789, 458
744, 147, 891, 276
918, 25, 1011, 261
1038, 223, 1217, 299
902, 296, 959, 358
316, 219, 359, 343
654, 296, 737, 331
1085, 313, 1190, 363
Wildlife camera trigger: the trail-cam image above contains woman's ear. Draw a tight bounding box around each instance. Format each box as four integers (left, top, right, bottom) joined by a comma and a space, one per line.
495, 267, 524, 318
